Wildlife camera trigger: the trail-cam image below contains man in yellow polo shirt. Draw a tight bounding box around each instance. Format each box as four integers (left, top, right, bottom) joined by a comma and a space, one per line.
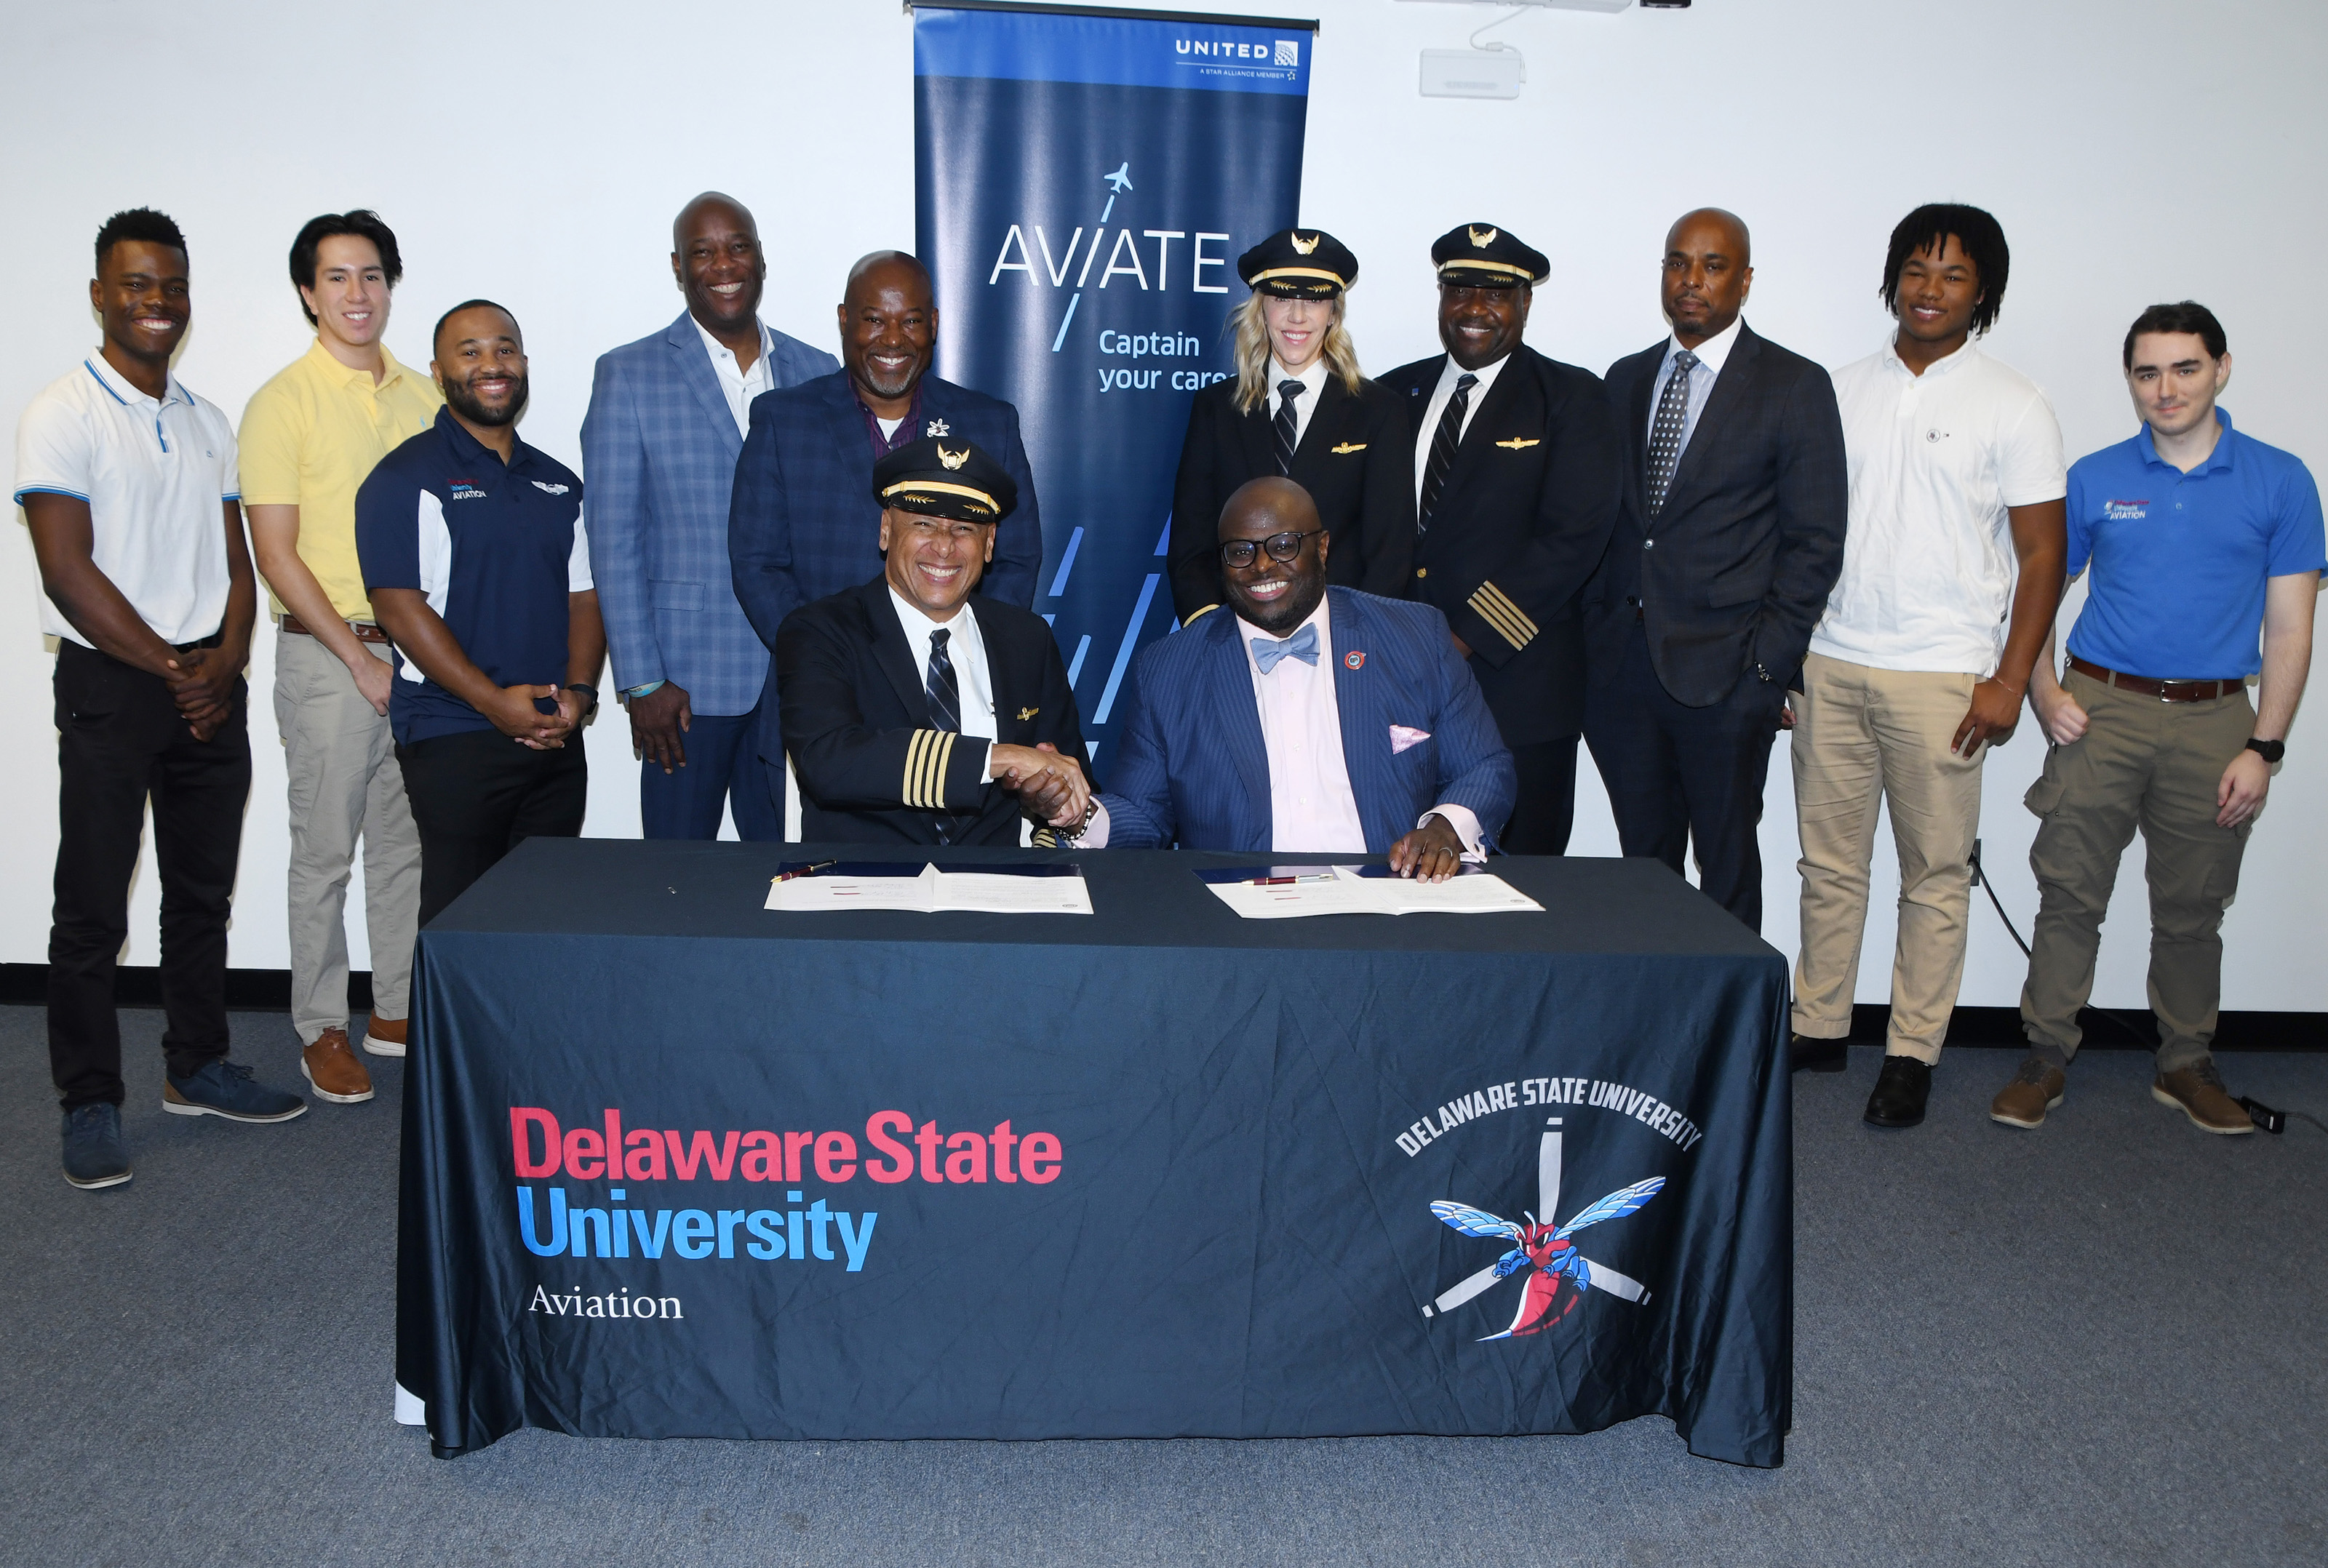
239, 211, 438, 1105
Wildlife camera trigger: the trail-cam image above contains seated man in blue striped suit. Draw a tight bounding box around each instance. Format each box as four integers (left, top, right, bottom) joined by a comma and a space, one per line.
1088, 478, 1515, 879
776, 438, 1091, 845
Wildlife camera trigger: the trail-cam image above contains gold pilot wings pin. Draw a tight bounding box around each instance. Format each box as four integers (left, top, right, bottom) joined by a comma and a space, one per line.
1331, 441, 1368, 455
1496, 437, 1540, 449
1016, 706, 1039, 721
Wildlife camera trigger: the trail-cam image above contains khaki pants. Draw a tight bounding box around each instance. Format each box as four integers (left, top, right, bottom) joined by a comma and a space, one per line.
2020, 669, 2253, 1073
1790, 652, 1986, 1063
275, 631, 421, 1044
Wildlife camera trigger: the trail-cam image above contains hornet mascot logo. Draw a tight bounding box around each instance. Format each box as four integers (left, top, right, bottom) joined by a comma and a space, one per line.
1424, 1120, 1663, 1340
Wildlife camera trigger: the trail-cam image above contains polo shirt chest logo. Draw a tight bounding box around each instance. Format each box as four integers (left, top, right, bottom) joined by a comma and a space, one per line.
2102, 500, 2149, 521
448, 481, 489, 501
532, 480, 570, 496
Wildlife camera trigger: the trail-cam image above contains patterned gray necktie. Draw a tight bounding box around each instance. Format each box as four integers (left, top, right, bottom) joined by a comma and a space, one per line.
1645, 350, 1698, 519
1273, 380, 1305, 475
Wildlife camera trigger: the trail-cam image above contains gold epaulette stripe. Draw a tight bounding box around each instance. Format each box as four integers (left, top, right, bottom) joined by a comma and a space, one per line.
1469, 582, 1537, 649
903, 729, 958, 809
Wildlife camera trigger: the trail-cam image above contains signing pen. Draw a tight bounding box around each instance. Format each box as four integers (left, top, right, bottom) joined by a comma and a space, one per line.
775, 860, 839, 883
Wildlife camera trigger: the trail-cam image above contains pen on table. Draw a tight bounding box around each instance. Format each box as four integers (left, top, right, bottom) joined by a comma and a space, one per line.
1251, 871, 1335, 886
776, 860, 838, 883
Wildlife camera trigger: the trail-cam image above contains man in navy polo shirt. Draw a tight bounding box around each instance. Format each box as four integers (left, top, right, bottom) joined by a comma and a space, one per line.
1995, 302, 2321, 1135
356, 300, 605, 928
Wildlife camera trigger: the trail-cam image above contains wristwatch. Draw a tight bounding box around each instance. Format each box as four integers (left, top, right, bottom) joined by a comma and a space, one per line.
565, 682, 599, 717
2244, 736, 2286, 765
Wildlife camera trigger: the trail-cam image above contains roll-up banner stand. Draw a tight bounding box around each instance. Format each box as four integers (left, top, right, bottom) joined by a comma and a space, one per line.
913, 1, 1317, 759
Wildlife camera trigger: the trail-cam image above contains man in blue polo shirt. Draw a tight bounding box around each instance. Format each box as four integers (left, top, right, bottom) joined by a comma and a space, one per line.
1994, 302, 2322, 1135
356, 299, 604, 927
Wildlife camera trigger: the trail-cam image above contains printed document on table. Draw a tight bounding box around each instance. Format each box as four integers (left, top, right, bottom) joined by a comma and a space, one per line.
1197, 863, 1542, 920
767, 862, 1091, 914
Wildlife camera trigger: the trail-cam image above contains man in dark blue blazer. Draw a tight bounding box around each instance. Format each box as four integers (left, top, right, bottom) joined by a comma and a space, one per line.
1091, 478, 1513, 876
582, 193, 835, 841
1581, 209, 1847, 934
729, 252, 1043, 820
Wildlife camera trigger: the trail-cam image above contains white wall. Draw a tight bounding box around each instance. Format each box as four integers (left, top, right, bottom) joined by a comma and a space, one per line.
1, 0, 2321, 1008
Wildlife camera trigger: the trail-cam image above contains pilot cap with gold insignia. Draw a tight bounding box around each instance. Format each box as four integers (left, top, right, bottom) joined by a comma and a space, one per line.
871, 436, 1018, 523
1237, 227, 1359, 299
1430, 222, 1550, 288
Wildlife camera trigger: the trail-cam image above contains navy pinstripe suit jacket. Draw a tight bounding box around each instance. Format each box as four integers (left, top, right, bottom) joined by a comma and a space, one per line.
730, 371, 1043, 769
1099, 588, 1515, 853
580, 312, 836, 715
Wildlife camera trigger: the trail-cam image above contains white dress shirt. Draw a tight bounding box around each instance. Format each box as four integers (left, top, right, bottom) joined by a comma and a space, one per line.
1412, 351, 1513, 510
888, 586, 996, 753
1811, 335, 2067, 676
692, 317, 777, 439
1082, 594, 1484, 855
1269, 356, 1329, 455
1645, 315, 1744, 463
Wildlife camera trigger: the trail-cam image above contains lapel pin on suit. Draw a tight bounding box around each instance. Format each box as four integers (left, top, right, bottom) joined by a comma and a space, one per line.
1017, 705, 1039, 721
1344, 650, 1366, 670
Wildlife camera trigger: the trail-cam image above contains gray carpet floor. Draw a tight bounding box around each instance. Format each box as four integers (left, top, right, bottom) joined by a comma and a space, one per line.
1, 1004, 2321, 1567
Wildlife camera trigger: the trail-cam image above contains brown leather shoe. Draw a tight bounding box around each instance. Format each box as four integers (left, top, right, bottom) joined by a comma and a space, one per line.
301, 1028, 374, 1104
1990, 1057, 2066, 1129
362, 1012, 407, 1059
2152, 1061, 2253, 1135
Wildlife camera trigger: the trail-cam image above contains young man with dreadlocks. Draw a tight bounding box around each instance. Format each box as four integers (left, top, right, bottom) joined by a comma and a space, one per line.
1787, 203, 2068, 1129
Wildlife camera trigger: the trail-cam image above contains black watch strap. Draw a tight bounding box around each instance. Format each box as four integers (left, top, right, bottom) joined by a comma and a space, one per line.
2245, 736, 2285, 764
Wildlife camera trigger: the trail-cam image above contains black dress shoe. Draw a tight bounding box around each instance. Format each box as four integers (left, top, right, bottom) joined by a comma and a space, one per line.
1863, 1055, 1932, 1128
1790, 1034, 1848, 1074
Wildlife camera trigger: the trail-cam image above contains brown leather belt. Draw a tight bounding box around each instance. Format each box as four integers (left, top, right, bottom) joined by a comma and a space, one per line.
2067, 655, 2241, 703
282, 613, 388, 645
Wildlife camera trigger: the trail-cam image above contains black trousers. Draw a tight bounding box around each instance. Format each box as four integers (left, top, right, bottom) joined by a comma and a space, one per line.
398, 727, 589, 927
1583, 622, 1785, 932
1501, 735, 1579, 856
49, 641, 250, 1110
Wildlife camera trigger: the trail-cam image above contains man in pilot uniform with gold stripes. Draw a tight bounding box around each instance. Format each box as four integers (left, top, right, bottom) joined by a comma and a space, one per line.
774, 437, 1093, 844
1380, 223, 1622, 853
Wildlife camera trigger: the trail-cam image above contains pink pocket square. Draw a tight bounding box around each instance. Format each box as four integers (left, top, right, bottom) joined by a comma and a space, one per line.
1389, 724, 1431, 755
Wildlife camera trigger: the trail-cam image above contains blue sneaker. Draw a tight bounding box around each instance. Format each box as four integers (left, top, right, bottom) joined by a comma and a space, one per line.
62, 1103, 132, 1190
163, 1060, 307, 1124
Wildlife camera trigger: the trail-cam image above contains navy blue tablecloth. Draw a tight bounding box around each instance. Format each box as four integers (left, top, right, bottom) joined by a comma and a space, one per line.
398, 840, 1790, 1464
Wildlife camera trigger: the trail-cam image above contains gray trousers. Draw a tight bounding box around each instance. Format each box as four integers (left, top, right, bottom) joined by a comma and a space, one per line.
274, 631, 421, 1043
2020, 668, 2255, 1073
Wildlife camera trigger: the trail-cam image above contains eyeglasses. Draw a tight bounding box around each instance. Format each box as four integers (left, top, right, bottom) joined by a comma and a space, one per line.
1219, 529, 1324, 570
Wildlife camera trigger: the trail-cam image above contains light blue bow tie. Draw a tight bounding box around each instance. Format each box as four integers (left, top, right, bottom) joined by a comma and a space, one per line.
1251, 621, 1320, 674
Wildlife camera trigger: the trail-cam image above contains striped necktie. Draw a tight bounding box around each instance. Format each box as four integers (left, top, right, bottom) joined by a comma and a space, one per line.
1273, 380, 1306, 475
1418, 372, 1478, 531
924, 629, 960, 843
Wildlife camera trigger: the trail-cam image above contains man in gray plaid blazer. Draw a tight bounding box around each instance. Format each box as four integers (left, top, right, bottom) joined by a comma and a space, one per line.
581, 193, 836, 839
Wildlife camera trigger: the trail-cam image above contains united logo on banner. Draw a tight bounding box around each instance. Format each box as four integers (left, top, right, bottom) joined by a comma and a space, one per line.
913, 1, 1316, 759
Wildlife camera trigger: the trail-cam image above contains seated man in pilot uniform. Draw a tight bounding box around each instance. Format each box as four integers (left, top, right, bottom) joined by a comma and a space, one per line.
1087, 476, 1514, 879
775, 438, 1091, 844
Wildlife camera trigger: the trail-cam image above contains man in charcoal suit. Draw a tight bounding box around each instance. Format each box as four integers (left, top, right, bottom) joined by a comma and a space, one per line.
1582, 207, 1848, 932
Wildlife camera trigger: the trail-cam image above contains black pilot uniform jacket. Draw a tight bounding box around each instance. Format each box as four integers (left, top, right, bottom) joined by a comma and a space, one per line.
776, 575, 1092, 845
1377, 343, 1622, 746
1166, 374, 1416, 625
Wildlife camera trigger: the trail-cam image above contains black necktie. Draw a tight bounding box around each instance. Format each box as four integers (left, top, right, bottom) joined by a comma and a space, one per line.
1645, 349, 1699, 519
1418, 372, 1478, 531
924, 629, 960, 842
1273, 379, 1306, 475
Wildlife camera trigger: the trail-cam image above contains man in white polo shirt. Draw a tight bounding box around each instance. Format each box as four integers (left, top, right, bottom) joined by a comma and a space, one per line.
15, 209, 305, 1192
1790, 203, 2068, 1129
